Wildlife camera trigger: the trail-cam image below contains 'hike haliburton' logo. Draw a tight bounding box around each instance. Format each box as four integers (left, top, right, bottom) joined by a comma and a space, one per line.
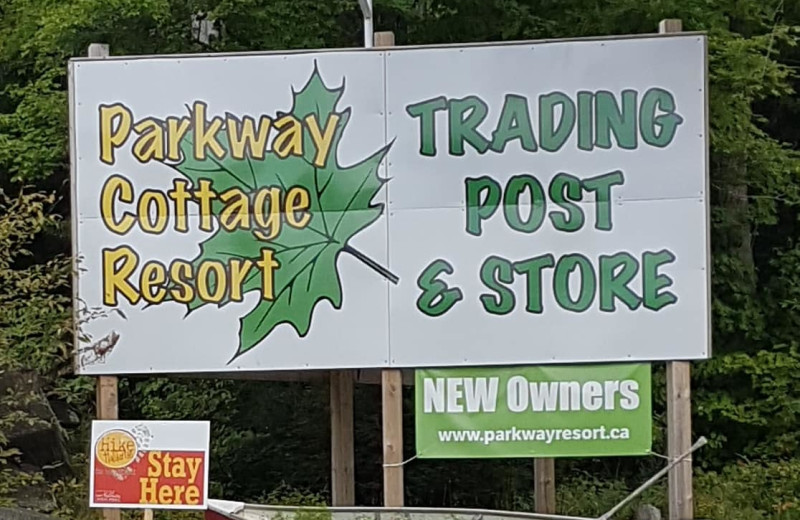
95, 424, 155, 484
96, 430, 138, 469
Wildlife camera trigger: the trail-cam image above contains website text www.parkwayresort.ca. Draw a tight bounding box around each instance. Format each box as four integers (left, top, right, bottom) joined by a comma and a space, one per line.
436, 425, 631, 445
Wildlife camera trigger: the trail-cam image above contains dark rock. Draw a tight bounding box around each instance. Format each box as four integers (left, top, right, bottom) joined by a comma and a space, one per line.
46, 399, 79, 428
6, 473, 57, 513
0, 507, 54, 519
0, 371, 72, 481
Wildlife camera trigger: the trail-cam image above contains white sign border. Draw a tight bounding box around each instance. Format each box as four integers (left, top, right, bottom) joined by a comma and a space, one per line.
68, 32, 711, 375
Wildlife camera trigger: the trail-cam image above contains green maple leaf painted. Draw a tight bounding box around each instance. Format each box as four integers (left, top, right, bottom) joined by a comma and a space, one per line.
169, 63, 394, 362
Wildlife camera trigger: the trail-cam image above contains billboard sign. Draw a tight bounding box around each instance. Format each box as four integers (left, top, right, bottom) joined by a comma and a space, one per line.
90, 420, 210, 509
70, 34, 709, 374
415, 364, 651, 458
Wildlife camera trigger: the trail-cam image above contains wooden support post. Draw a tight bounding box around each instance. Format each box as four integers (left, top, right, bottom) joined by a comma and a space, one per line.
658, 18, 683, 34
89, 43, 120, 520
381, 368, 403, 507
374, 30, 395, 47
534, 458, 556, 514
659, 18, 693, 520
330, 370, 355, 506
374, 30, 402, 508
96, 375, 119, 421
143, 509, 153, 520
96, 375, 119, 520
88, 43, 110, 59
666, 360, 692, 520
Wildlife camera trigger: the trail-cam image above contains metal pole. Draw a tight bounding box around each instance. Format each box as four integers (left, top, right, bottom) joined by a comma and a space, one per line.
599, 437, 707, 520
364, 16, 374, 48
359, 0, 374, 48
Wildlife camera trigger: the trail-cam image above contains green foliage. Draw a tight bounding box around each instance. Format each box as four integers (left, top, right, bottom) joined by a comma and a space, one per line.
555, 475, 631, 517
552, 474, 665, 518
265, 483, 328, 507
0, 191, 70, 367
695, 461, 800, 520
0, 189, 93, 411
50, 474, 94, 520
0, 190, 68, 508
516, 461, 800, 520
267, 485, 331, 520
0, 190, 68, 367
0, 399, 46, 509
205, 0, 359, 51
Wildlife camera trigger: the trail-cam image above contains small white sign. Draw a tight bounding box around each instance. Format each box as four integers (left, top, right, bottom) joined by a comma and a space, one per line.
89, 420, 210, 509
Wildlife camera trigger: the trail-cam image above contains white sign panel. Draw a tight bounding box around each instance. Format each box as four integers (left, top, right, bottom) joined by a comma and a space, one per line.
89, 420, 210, 509
70, 34, 709, 374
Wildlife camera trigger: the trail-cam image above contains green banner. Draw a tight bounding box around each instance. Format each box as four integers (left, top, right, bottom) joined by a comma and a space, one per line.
415, 364, 651, 458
